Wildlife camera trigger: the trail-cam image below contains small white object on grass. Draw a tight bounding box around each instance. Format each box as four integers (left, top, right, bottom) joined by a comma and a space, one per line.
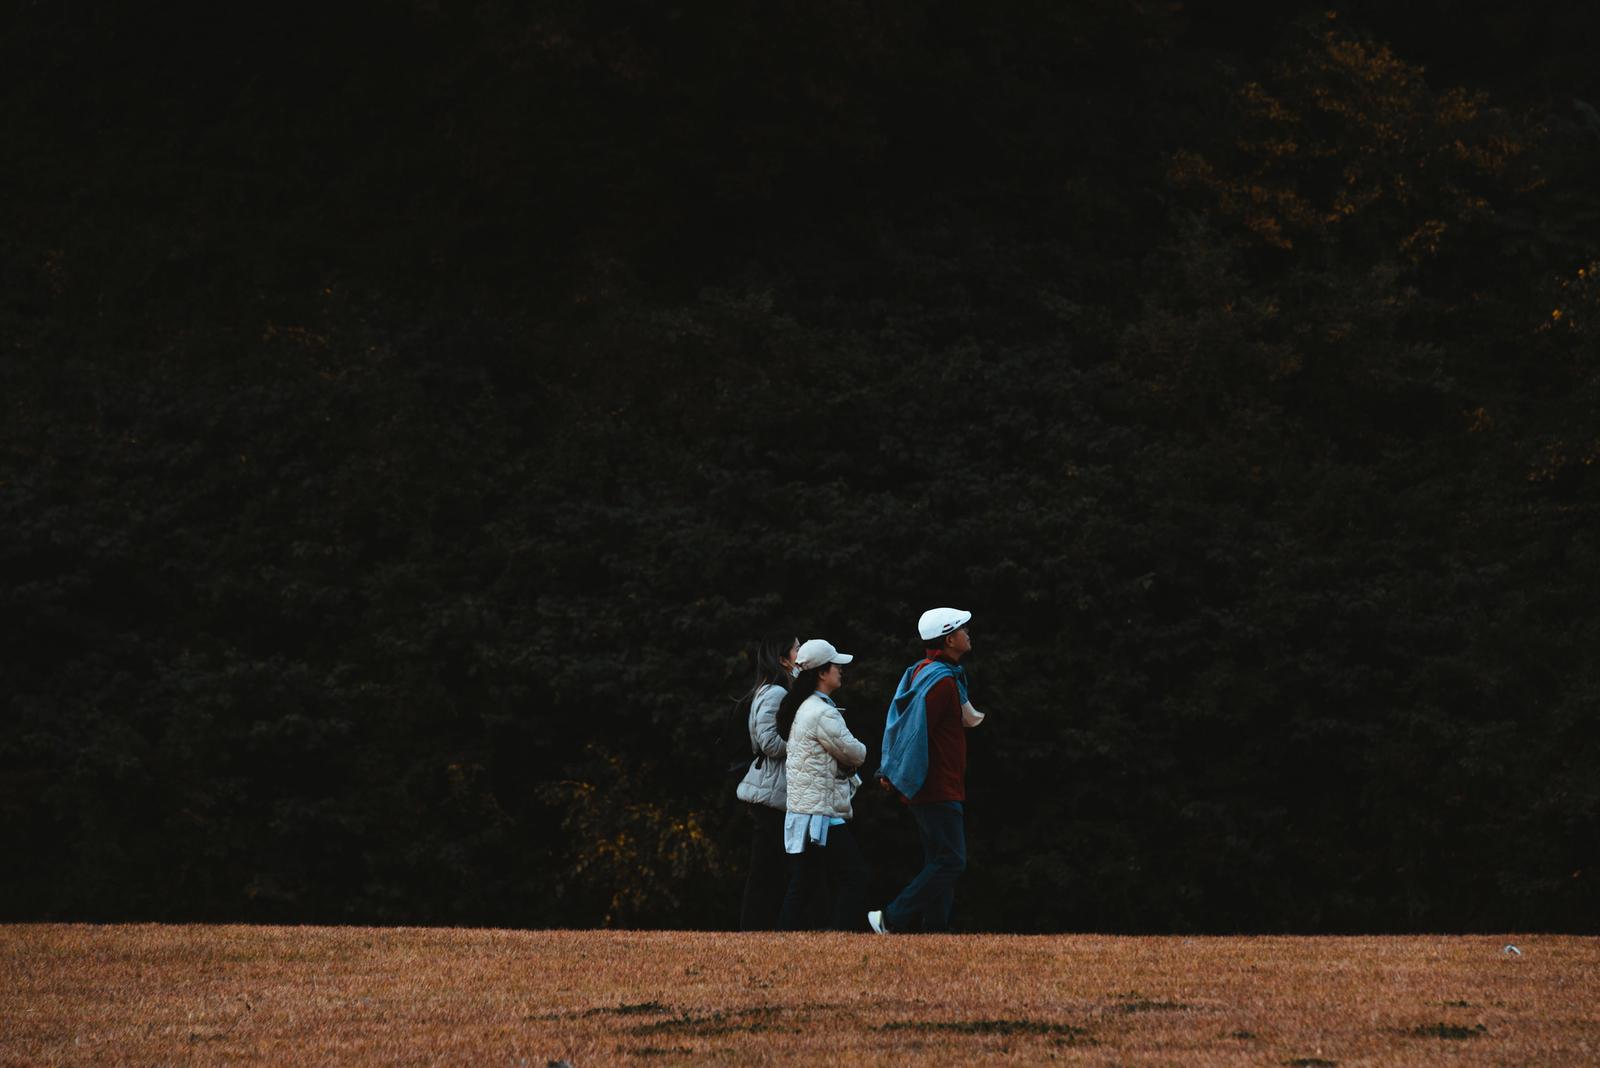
1503, 944, 1522, 956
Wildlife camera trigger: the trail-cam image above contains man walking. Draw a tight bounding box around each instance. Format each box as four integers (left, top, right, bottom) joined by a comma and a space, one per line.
869, 607, 985, 934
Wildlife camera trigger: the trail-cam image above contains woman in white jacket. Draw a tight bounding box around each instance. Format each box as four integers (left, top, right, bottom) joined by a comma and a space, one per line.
733, 633, 798, 930
775, 638, 869, 931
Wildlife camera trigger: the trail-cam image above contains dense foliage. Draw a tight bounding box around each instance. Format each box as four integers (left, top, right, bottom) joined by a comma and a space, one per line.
3, 3, 1597, 932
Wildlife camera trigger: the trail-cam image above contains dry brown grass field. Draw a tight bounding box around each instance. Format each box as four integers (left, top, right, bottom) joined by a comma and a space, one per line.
3, 925, 1597, 1066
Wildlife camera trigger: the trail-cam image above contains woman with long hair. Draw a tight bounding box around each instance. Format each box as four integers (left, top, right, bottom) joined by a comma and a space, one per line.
733, 632, 799, 930
777, 638, 868, 931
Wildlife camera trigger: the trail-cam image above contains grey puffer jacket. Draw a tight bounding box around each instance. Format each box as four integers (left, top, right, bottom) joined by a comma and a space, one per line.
734, 683, 787, 809
785, 693, 867, 818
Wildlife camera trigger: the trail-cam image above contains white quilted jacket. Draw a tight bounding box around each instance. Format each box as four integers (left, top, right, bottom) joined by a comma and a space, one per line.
784, 693, 867, 818
734, 683, 787, 809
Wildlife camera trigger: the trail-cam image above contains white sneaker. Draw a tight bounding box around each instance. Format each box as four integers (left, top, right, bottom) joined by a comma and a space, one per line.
867, 910, 890, 935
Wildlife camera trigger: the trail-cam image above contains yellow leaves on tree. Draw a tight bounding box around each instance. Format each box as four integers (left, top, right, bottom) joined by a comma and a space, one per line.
1168, 23, 1529, 263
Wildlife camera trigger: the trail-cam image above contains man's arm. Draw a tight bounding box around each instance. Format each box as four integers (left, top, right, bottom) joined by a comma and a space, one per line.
925, 674, 964, 729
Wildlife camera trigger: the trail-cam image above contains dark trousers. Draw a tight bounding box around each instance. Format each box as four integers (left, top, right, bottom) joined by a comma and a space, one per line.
778, 823, 868, 932
739, 804, 789, 931
885, 801, 966, 932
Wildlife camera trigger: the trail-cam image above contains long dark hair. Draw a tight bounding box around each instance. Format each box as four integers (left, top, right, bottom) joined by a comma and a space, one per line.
746, 632, 796, 697
776, 665, 827, 741
728, 633, 795, 754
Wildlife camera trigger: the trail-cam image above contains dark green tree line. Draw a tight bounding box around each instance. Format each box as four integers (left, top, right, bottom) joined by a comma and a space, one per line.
2, 3, 1596, 930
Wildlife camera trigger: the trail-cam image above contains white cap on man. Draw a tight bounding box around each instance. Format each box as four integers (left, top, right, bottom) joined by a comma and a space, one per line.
795, 638, 854, 670
918, 607, 972, 641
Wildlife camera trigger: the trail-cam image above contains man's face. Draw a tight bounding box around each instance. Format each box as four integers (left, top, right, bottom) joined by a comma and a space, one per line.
946, 626, 972, 658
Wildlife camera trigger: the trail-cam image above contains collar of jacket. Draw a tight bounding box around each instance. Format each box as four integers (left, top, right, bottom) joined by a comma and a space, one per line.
917, 655, 967, 688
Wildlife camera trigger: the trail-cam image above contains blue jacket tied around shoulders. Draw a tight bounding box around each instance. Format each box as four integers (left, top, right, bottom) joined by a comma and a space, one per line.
876, 660, 969, 798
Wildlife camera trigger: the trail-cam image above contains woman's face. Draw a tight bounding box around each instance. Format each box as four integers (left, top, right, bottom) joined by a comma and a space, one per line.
817, 663, 844, 692
782, 639, 800, 672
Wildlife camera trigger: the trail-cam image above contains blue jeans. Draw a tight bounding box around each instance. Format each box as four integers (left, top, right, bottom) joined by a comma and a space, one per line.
885, 801, 966, 932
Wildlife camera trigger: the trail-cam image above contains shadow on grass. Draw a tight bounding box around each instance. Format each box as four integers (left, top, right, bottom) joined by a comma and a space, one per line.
626, 1007, 794, 1038
526, 1001, 676, 1022
1113, 999, 1192, 1014
879, 1019, 1093, 1042
1410, 1023, 1487, 1040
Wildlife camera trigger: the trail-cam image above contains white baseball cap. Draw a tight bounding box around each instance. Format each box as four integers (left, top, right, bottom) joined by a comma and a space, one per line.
795, 638, 854, 670
918, 607, 972, 641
